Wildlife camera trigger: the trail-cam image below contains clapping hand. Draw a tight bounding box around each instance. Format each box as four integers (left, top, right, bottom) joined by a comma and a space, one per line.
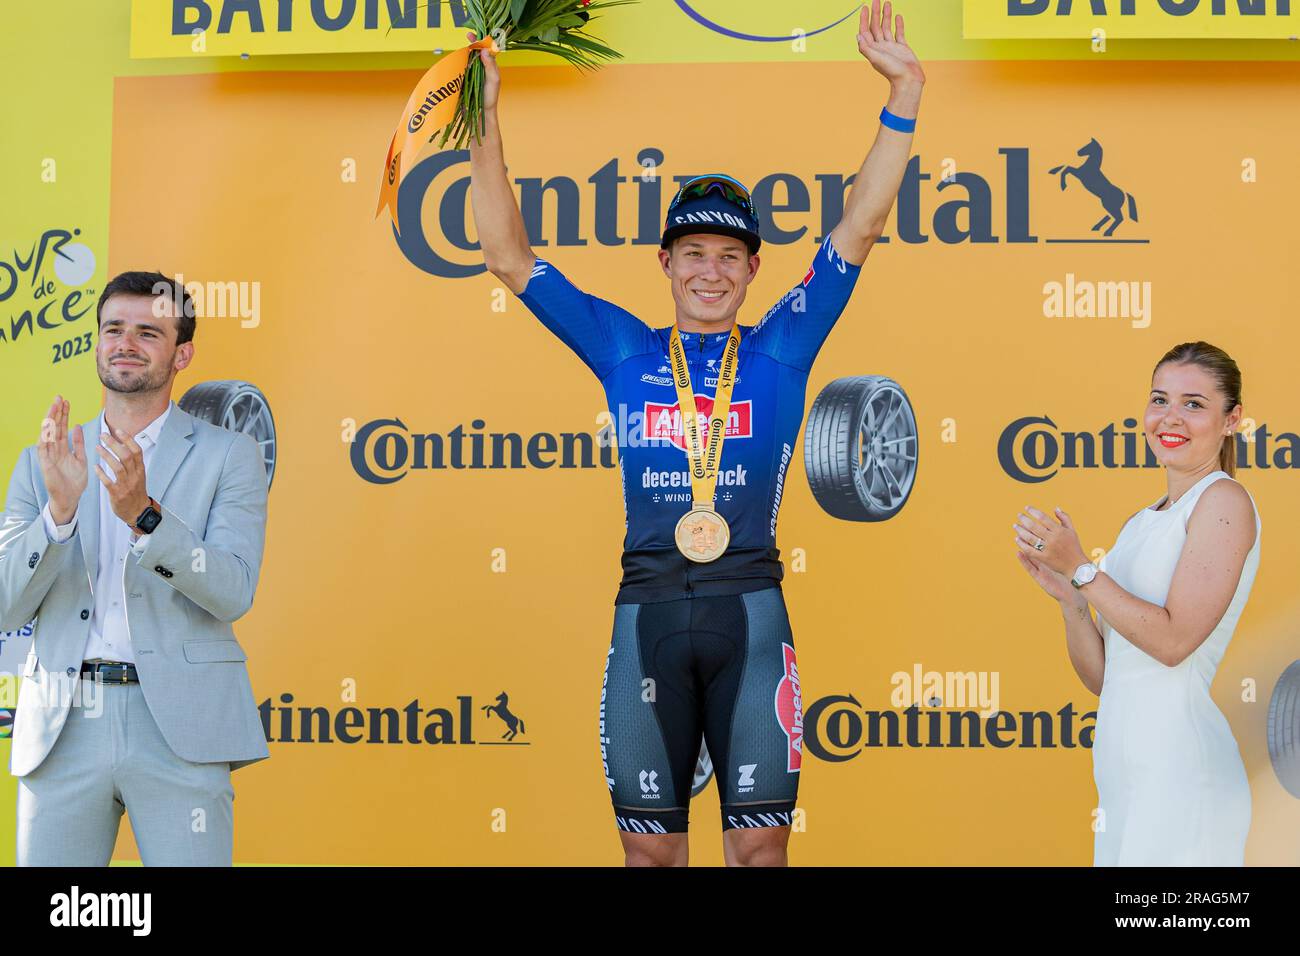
1014, 505, 1091, 606
96, 428, 152, 531
36, 396, 86, 524
1016, 547, 1081, 606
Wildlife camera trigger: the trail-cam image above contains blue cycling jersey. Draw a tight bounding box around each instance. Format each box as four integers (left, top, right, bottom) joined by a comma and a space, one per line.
517, 233, 864, 604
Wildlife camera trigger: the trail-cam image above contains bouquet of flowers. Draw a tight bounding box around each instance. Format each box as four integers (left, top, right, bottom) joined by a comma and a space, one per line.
378, 0, 634, 228
438, 0, 636, 150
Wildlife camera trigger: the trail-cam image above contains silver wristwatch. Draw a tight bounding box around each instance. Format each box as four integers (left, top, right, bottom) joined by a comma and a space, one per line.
1070, 561, 1099, 589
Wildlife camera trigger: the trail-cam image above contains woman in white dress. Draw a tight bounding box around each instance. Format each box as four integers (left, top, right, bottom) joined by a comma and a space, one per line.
1014, 341, 1261, 866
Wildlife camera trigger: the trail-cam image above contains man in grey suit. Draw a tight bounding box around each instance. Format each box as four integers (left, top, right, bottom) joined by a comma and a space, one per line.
0, 271, 269, 866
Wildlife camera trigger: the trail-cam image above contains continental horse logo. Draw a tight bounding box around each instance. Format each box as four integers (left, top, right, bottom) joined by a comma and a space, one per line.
482, 692, 526, 741
1048, 138, 1140, 237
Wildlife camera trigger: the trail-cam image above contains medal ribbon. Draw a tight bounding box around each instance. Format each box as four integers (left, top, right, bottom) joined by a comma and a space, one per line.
667, 323, 742, 512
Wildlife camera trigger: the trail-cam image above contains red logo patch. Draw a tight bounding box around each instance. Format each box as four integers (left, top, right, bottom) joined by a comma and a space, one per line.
802, 264, 815, 287
643, 397, 753, 452
774, 643, 803, 772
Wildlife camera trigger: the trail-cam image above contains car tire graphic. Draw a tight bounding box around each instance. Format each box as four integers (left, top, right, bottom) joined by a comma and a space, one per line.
804, 375, 918, 521
1268, 659, 1300, 799
179, 380, 277, 490
691, 741, 714, 798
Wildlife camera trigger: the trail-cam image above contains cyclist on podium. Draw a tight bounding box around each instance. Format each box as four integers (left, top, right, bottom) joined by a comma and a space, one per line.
468, 1, 925, 865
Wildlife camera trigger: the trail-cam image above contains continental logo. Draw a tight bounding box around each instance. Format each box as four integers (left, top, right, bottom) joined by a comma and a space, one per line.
392, 140, 1148, 278
349, 416, 617, 484
804, 694, 1097, 757
259, 691, 528, 745
408, 77, 463, 133
997, 415, 1299, 483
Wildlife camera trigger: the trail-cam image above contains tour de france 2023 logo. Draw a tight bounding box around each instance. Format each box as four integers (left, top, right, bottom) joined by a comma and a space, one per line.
0, 227, 98, 361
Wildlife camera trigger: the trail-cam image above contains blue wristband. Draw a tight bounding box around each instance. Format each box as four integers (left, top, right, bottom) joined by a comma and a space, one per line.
879, 106, 917, 133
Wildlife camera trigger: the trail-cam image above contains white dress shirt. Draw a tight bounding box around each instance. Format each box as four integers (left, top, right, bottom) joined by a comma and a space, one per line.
40, 402, 173, 664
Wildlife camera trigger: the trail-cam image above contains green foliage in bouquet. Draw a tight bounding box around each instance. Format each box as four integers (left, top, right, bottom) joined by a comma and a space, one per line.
437, 0, 637, 150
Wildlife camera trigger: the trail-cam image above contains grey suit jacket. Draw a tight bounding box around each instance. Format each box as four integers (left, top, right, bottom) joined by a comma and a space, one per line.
0, 402, 270, 776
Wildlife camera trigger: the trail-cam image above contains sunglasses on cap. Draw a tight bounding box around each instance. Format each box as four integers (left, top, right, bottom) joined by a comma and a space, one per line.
668, 175, 755, 219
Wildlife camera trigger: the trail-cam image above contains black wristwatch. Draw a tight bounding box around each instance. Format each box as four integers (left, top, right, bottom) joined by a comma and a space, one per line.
133, 498, 163, 535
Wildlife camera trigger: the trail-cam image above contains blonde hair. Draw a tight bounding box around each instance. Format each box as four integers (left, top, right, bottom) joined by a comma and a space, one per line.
1152, 341, 1242, 478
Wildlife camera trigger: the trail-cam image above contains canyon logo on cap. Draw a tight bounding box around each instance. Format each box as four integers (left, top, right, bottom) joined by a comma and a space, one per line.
661, 174, 762, 255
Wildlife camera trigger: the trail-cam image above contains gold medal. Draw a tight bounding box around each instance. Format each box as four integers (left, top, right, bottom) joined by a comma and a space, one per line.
674, 505, 731, 563
668, 323, 742, 563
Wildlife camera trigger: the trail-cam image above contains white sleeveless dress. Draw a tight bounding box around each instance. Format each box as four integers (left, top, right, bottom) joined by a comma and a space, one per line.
1092, 470, 1260, 866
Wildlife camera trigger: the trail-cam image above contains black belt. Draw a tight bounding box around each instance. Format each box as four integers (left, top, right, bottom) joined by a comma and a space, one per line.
80, 661, 140, 683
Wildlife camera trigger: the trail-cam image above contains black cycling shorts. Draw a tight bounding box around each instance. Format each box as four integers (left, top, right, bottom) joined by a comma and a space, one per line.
598, 586, 804, 834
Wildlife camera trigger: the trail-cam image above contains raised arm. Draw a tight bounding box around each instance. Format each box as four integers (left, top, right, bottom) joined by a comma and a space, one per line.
463, 31, 655, 380
828, 0, 925, 267
467, 32, 534, 295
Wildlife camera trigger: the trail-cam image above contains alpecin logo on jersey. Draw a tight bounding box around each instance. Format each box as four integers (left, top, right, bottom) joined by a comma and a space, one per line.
774, 643, 803, 773
644, 396, 753, 452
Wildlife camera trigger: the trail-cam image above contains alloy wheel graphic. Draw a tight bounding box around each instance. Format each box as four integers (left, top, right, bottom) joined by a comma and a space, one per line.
179, 380, 278, 489
805, 375, 919, 521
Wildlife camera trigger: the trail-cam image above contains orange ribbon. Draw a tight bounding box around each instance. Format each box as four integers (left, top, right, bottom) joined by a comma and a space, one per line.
376, 35, 500, 233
